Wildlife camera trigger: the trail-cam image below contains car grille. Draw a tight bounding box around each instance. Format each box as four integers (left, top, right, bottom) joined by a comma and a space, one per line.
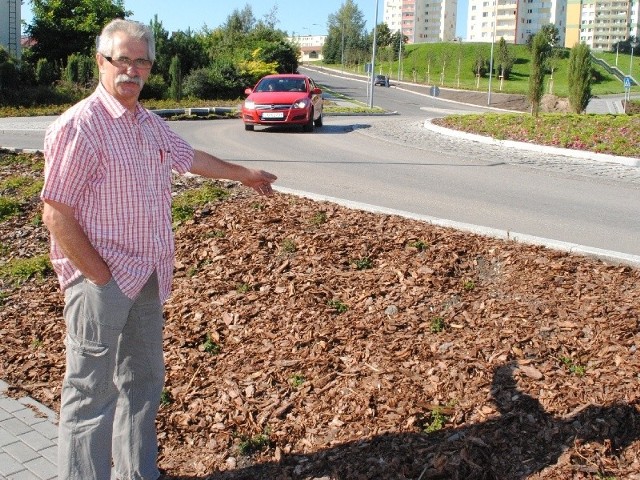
255, 104, 293, 110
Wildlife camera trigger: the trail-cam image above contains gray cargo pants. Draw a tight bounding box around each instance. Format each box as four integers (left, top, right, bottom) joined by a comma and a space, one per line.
57, 272, 164, 480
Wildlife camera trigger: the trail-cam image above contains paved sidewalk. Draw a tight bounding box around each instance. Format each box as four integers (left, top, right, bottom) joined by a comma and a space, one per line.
0, 380, 58, 480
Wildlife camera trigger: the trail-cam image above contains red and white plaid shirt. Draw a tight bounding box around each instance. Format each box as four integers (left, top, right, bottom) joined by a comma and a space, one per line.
42, 82, 194, 302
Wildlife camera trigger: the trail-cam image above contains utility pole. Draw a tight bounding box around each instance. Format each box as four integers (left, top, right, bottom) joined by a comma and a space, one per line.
369, 0, 379, 108
487, 0, 498, 105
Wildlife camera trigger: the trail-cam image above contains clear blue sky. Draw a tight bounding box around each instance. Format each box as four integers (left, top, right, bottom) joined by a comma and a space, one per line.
22, 0, 467, 39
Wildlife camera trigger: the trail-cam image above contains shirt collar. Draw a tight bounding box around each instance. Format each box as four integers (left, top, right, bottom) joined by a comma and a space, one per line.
96, 82, 149, 123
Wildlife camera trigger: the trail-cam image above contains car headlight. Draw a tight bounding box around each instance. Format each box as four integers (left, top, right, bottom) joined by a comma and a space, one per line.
244, 100, 256, 109
293, 98, 310, 109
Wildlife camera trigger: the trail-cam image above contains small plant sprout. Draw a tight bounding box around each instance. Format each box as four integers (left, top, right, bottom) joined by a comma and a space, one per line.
31, 337, 44, 349
236, 282, 251, 293
237, 431, 271, 456
354, 256, 373, 270
160, 389, 173, 407
560, 356, 586, 376
328, 299, 348, 314
310, 210, 328, 225
463, 279, 476, 291
202, 333, 222, 355
289, 373, 306, 388
281, 238, 297, 253
409, 240, 429, 251
430, 316, 446, 333
424, 407, 448, 433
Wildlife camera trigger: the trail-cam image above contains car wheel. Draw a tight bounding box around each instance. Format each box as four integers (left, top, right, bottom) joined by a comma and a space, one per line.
314, 111, 323, 127
245, 124, 254, 131
303, 109, 314, 132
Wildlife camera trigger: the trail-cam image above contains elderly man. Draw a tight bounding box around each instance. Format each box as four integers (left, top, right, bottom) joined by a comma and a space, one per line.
41, 18, 276, 480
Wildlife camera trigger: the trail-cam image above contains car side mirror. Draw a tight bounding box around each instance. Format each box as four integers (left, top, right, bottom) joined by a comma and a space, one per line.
312, 88, 322, 94
244, 87, 253, 95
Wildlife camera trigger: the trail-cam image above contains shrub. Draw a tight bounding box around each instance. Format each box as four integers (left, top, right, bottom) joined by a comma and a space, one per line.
567, 42, 593, 114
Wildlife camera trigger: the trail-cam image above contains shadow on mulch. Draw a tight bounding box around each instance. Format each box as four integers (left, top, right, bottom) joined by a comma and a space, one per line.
165, 363, 640, 480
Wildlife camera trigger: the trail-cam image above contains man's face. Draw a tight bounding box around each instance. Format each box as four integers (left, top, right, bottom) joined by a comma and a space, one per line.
97, 32, 152, 110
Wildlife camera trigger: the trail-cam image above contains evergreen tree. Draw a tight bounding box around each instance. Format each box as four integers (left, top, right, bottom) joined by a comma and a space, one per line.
496, 37, 514, 80
169, 55, 182, 101
528, 31, 551, 116
567, 43, 593, 114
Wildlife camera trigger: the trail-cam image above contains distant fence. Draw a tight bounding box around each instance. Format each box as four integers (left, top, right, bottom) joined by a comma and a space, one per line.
591, 54, 638, 86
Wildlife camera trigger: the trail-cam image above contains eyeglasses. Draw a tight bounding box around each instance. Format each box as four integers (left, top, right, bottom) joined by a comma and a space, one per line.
103, 55, 153, 70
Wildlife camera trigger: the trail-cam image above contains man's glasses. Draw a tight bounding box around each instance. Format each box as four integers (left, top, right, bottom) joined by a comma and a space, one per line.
103, 55, 153, 70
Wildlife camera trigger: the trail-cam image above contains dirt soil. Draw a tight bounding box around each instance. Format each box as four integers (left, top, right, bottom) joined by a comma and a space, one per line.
433, 88, 532, 112
2, 150, 640, 480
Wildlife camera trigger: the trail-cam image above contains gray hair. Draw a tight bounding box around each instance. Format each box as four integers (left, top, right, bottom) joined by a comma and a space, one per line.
96, 19, 155, 62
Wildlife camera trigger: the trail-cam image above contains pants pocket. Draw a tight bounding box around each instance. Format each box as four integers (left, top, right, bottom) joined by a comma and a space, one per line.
64, 333, 112, 394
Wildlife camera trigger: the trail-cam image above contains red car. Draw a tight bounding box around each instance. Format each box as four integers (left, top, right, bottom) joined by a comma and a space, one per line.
241, 74, 324, 132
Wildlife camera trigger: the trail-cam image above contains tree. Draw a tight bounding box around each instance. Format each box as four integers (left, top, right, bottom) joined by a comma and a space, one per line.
323, 0, 367, 65
153, 26, 208, 84
26, 0, 130, 65
496, 37, 514, 80
169, 55, 182, 101
528, 31, 551, 116
539, 24, 561, 48
35, 58, 57, 86
258, 41, 299, 74
567, 43, 592, 114
0, 47, 20, 90
65, 53, 95, 86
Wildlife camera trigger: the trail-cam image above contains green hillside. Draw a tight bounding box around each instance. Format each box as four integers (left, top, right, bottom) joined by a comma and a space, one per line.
332, 42, 637, 97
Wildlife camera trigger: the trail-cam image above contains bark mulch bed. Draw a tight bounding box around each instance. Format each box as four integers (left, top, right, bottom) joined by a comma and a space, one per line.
1, 151, 640, 479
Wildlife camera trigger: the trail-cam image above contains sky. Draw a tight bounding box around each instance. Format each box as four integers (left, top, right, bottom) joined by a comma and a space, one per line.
21, 0, 468, 39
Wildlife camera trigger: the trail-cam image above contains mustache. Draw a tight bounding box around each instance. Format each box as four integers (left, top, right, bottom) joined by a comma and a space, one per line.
115, 74, 143, 87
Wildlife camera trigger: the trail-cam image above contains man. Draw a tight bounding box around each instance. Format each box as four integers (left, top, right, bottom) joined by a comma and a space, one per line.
41, 18, 277, 480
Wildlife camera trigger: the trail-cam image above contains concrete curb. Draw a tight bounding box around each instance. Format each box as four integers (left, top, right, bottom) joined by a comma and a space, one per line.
273, 186, 640, 269
424, 118, 640, 168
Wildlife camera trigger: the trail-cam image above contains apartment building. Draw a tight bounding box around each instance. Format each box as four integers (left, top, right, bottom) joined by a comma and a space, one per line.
0, 0, 21, 59
466, 0, 567, 45
289, 34, 326, 62
565, 0, 640, 50
384, 0, 458, 43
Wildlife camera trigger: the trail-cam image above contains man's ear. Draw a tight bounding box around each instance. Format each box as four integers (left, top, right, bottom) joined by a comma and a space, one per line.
96, 53, 106, 73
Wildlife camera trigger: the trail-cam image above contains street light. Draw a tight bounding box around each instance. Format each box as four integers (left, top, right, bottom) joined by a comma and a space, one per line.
630, 40, 639, 77
341, 22, 345, 73
398, 29, 403, 81
397, 5, 403, 82
369, 0, 380, 108
487, 0, 498, 105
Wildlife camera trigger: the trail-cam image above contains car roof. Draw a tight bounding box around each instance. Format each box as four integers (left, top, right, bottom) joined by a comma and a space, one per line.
262, 74, 307, 79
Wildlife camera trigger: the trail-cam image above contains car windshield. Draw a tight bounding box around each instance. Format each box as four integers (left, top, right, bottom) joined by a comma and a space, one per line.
256, 78, 306, 92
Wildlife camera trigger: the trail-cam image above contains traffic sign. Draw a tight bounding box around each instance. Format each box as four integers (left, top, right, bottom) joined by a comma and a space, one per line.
624, 76, 632, 88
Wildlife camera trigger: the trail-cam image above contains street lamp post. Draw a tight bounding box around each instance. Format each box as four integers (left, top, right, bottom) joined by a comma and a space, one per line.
397, 4, 403, 82
369, 0, 380, 108
341, 23, 345, 73
487, 0, 498, 105
398, 29, 403, 82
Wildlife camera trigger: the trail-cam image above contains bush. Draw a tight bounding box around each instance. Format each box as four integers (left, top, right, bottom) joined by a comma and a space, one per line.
35, 58, 58, 86
183, 62, 249, 100
139, 74, 168, 100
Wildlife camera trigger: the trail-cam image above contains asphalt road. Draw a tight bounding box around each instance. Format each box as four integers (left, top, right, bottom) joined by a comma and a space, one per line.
1, 75, 638, 263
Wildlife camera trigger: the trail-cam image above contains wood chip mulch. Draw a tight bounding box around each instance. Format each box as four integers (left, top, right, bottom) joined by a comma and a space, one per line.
1, 151, 640, 480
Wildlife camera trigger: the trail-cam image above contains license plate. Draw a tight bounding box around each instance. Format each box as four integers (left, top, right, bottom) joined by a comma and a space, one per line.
262, 112, 284, 119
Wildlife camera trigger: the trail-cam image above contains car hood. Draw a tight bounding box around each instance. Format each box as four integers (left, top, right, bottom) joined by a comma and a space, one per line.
246, 91, 310, 104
